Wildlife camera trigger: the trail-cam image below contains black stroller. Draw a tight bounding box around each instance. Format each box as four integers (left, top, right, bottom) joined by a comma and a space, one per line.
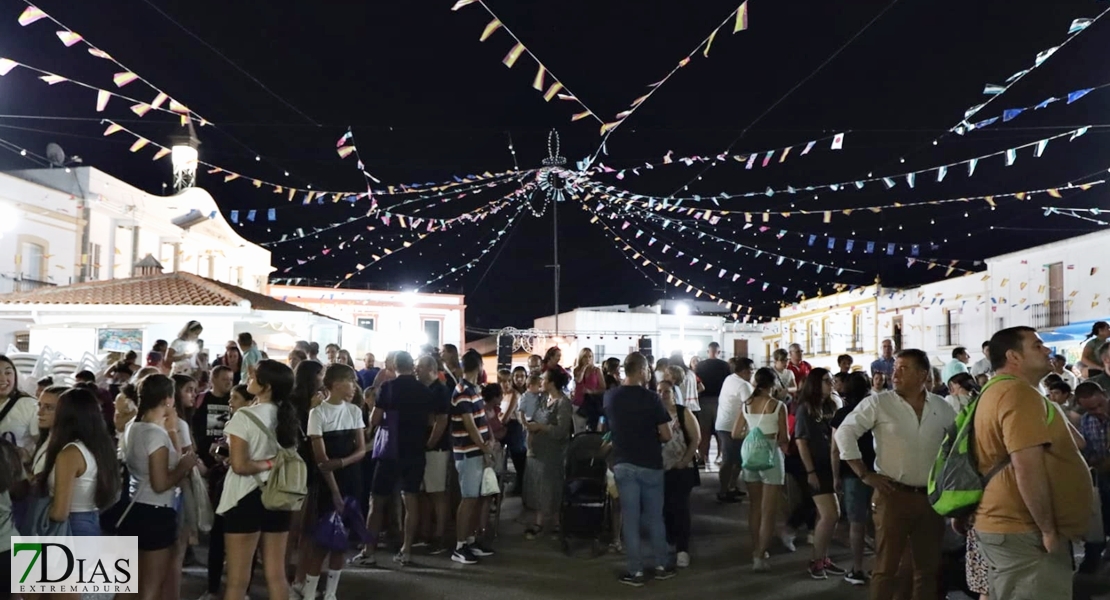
559, 431, 611, 555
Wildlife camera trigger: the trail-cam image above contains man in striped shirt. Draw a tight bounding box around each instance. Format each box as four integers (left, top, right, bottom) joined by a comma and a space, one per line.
450, 350, 494, 564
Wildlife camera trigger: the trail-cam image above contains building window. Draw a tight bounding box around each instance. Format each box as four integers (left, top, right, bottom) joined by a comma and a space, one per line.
594, 345, 607, 361
423, 319, 442, 348
14, 332, 28, 352
18, 240, 45, 281
850, 312, 864, 352
88, 243, 102, 280
806, 322, 817, 354
938, 309, 960, 347
356, 317, 376, 331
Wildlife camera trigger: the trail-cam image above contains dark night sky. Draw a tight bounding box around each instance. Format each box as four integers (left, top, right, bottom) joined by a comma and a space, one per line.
0, 0, 1107, 332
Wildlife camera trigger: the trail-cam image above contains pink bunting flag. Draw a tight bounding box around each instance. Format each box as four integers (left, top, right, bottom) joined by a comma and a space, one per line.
87, 48, 111, 59
39, 74, 66, 85
129, 138, 149, 152
96, 89, 110, 112
152, 147, 171, 160
0, 59, 18, 76
169, 100, 188, 113
103, 122, 122, 136
113, 72, 138, 87
56, 31, 83, 47
130, 103, 152, 116
18, 6, 47, 26
151, 92, 168, 109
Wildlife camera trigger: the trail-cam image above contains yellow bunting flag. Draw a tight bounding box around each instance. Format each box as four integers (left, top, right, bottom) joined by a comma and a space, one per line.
95, 89, 110, 112
600, 121, 621, 135
113, 72, 138, 87
571, 110, 592, 121
39, 74, 66, 85
56, 31, 83, 47
273, 186, 282, 194
129, 138, 149, 152
87, 48, 111, 59
0, 59, 17, 76
823, 211, 832, 223
223, 173, 240, 183
532, 64, 545, 91
288, 189, 296, 202
616, 109, 632, 119
984, 196, 996, 207
152, 147, 170, 160
169, 100, 188, 113
130, 103, 151, 116
1047, 188, 1062, 198
631, 94, 651, 107
18, 6, 47, 26
151, 92, 168, 109
678, 57, 691, 68
253, 179, 263, 188
337, 146, 355, 159
480, 19, 501, 41
780, 146, 792, 162
103, 122, 122, 136
703, 29, 718, 58
1014, 192, 1026, 200
734, 1, 749, 32
502, 43, 525, 68
451, 0, 476, 10
543, 82, 563, 102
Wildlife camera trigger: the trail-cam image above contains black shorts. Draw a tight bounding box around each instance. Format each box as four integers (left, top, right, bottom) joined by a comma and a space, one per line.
222, 489, 293, 534
116, 503, 177, 551
809, 468, 836, 497
370, 457, 425, 496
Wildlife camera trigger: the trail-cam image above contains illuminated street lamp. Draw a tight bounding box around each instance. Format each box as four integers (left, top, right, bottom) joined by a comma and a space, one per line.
169, 121, 201, 191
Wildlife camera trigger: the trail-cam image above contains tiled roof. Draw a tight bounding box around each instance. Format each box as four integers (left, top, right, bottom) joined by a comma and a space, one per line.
0, 271, 309, 312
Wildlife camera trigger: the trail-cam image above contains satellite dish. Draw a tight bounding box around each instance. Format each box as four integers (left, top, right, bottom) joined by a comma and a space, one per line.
45, 143, 66, 167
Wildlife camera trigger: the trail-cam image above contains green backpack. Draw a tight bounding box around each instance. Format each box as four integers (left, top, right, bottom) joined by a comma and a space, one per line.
927, 374, 1055, 518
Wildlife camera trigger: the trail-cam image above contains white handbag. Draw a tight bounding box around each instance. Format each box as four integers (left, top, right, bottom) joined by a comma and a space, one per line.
480, 466, 501, 497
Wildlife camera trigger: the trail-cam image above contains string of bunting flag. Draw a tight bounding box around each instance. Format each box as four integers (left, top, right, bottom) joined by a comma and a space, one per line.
951, 12, 1107, 136
584, 176, 1105, 221
959, 81, 1106, 134
451, 0, 605, 126
581, 201, 764, 319
16, 3, 203, 126
417, 202, 530, 291
593, 1, 749, 143
591, 126, 1091, 204
1042, 205, 1110, 226
278, 228, 427, 274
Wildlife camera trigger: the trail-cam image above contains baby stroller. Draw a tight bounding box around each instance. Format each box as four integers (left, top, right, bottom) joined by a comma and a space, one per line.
559, 432, 611, 556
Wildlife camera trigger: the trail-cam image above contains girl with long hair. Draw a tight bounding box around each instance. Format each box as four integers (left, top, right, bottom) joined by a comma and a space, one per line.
287, 360, 325, 592
301, 363, 365, 599
793, 368, 843, 580
217, 359, 298, 600
733, 367, 788, 572
1081, 321, 1110, 377
117, 373, 199, 600
658, 380, 701, 569
31, 386, 69, 482
830, 372, 875, 585
214, 343, 244, 386
0, 354, 39, 458
166, 374, 200, 598
165, 320, 204, 377
498, 369, 527, 496
40, 387, 121, 546
572, 348, 605, 432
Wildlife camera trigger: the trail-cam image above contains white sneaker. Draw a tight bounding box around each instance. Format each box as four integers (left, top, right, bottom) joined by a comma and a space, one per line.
323, 595, 337, 600
676, 551, 690, 568
780, 533, 797, 552
289, 583, 304, 600
347, 550, 376, 567
806, 533, 816, 545
752, 557, 771, 572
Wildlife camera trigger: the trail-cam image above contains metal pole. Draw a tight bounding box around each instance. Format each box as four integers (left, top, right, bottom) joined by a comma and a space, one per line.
553, 195, 560, 336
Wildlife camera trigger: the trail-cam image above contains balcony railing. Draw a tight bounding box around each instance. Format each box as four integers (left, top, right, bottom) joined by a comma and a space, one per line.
1032, 300, 1070, 329
847, 334, 864, 353
936, 323, 961, 347
0, 274, 55, 294
814, 335, 830, 356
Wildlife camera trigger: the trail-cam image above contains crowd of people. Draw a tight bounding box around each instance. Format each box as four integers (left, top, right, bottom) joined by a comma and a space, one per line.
0, 318, 1107, 599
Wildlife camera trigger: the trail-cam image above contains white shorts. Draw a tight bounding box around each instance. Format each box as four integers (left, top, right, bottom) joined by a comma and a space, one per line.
423, 450, 449, 494
741, 445, 786, 486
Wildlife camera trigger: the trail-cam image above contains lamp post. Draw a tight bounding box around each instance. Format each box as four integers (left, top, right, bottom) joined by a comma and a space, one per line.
169, 121, 201, 192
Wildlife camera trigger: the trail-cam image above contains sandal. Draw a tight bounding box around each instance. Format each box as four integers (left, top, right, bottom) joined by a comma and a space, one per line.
524, 525, 542, 540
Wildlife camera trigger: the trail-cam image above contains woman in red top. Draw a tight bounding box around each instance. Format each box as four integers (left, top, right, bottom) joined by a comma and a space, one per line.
572, 348, 605, 433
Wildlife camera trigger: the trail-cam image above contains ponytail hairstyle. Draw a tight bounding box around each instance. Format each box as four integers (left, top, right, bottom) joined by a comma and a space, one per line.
136, 374, 175, 421
1087, 321, 1110, 341
254, 360, 298, 448
40, 387, 121, 508
171, 374, 197, 422
751, 367, 777, 400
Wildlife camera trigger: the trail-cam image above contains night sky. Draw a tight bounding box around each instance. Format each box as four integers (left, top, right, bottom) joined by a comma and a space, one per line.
0, 0, 1107, 333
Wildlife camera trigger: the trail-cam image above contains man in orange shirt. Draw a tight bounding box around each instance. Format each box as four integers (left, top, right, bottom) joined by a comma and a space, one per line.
972, 326, 1091, 599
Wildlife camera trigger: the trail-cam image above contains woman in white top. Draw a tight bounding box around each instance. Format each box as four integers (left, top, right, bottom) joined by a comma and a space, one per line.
118, 373, 198, 600
715, 358, 754, 503
163, 374, 199, 600
0, 354, 39, 461
41, 387, 121, 547
31, 386, 67, 482
218, 359, 299, 600
164, 320, 203, 377
732, 367, 788, 572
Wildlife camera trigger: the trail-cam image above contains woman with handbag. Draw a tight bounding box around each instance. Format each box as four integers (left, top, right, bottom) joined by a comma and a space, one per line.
658, 380, 701, 569
117, 373, 198, 600
217, 359, 298, 600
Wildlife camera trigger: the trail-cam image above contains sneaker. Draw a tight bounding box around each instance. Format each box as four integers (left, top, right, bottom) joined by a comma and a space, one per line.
289, 583, 304, 600
822, 558, 846, 576
844, 570, 869, 586
653, 566, 677, 580
752, 558, 771, 572
323, 595, 337, 600
393, 552, 412, 567
806, 533, 816, 546
780, 533, 797, 553
676, 552, 690, 568
808, 560, 827, 580
619, 572, 646, 587
469, 541, 495, 557
451, 545, 479, 565
347, 550, 376, 567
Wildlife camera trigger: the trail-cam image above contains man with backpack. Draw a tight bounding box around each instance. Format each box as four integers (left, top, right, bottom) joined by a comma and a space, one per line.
971, 327, 1091, 599
833, 348, 955, 600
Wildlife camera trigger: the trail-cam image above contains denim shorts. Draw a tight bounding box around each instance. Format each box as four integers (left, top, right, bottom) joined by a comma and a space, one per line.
842, 476, 873, 523
741, 444, 786, 486
68, 511, 101, 536
455, 455, 485, 499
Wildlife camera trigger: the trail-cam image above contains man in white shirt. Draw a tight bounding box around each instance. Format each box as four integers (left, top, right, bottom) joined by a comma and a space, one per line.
834, 349, 956, 600
715, 358, 754, 503
1046, 354, 1078, 390
970, 340, 992, 378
